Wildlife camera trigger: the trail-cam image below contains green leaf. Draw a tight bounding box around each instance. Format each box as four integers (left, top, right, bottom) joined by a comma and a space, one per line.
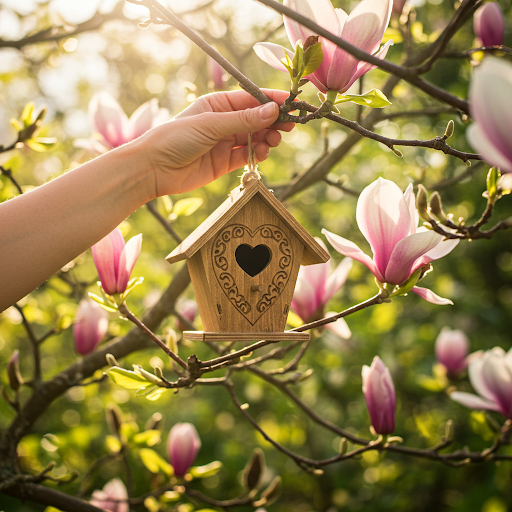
133, 430, 161, 447
105, 435, 122, 453
139, 448, 173, 476
335, 89, 391, 108
88, 292, 118, 312
172, 197, 203, 217
281, 49, 293, 74
10, 118, 23, 132
120, 276, 144, 301
189, 461, 222, 479
26, 138, 57, 152
292, 40, 304, 76
21, 102, 35, 126
106, 367, 150, 390
303, 42, 324, 76
160, 195, 173, 215
145, 387, 166, 401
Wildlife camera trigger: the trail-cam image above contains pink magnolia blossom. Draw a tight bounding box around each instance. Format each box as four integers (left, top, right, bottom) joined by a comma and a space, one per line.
292, 238, 352, 339
167, 423, 201, 477
474, 3, 505, 47
322, 178, 459, 305
435, 327, 469, 376
92, 228, 142, 296
208, 56, 226, 90
362, 356, 396, 435
451, 346, 512, 418
176, 299, 198, 331
75, 92, 169, 154
73, 299, 109, 355
467, 57, 512, 174
90, 478, 129, 512
253, 0, 393, 94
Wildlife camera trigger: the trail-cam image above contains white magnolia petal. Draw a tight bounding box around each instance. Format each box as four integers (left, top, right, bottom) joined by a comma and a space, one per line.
385, 230, 441, 285
356, 178, 411, 281
411, 286, 453, 305
325, 313, 352, 339
253, 43, 293, 72
323, 257, 352, 304
403, 184, 419, 235
450, 391, 499, 412
466, 123, 512, 173
342, 0, 393, 55
322, 229, 384, 282
128, 98, 159, 140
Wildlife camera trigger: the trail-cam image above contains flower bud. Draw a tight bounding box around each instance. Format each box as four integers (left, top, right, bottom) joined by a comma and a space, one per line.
415, 184, 431, 222
106, 404, 123, 438
176, 300, 197, 331
90, 478, 129, 512
73, 299, 109, 355
167, 423, 201, 477
487, 167, 500, 201
7, 350, 22, 392
435, 327, 469, 376
444, 120, 454, 139
362, 356, 396, 435
145, 412, 163, 431
474, 2, 505, 47
429, 192, 448, 223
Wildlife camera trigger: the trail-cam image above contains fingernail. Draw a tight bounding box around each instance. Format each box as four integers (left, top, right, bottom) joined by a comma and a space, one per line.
259, 102, 277, 121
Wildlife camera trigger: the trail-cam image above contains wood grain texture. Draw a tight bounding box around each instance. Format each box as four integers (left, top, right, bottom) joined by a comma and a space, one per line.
183, 331, 311, 342
166, 180, 329, 266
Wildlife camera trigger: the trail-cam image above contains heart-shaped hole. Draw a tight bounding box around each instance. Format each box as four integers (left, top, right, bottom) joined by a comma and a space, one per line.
235, 244, 272, 277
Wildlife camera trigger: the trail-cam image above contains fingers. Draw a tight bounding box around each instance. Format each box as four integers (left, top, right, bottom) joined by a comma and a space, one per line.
196, 102, 280, 141
231, 128, 282, 147
205, 88, 293, 113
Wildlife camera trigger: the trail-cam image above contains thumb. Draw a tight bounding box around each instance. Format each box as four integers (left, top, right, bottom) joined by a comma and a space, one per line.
199, 102, 280, 140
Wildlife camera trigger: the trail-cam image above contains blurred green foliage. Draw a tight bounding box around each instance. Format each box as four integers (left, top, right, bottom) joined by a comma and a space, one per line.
1, 0, 512, 511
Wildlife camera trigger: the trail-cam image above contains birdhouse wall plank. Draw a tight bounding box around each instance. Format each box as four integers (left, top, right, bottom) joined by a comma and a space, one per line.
187, 252, 220, 332
200, 195, 304, 333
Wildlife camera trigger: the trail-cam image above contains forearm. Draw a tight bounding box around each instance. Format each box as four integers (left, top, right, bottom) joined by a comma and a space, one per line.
0, 138, 155, 311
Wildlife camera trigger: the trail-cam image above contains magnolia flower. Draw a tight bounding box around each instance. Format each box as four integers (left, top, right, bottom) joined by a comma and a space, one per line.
254, 0, 393, 94
75, 92, 169, 154
167, 423, 201, 477
467, 57, 512, 174
435, 327, 469, 376
208, 56, 226, 90
73, 299, 109, 355
362, 356, 396, 435
473, 3, 505, 47
322, 178, 459, 305
92, 228, 142, 296
292, 238, 352, 339
90, 478, 129, 512
176, 299, 198, 331
451, 347, 512, 419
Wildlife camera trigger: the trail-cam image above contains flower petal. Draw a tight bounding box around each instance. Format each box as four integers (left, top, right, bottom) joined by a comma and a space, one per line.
253, 42, 294, 72
403, 184, 419, 235
323, 257, 352, 304
322, 229, 384, 282
89, 92, 129, 148
128, 98, 159, 140
450, 391, 500, 412
73, 137, 109, 155
410, 286, 453, 305
356, 178, 411, 280
283, 0, 339, 47
325, 312, 351, 339
469, 57, 512, 173
91, 228, 126, 295
342, 39, 394, 91
292, 273, 318, 321
385, 230, 441, 284
116, 233, 142, 294
342, 0, 393, 55
466, 123, 512, 174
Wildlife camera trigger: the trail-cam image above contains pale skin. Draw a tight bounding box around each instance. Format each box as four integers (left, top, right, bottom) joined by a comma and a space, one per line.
0, 89, 295, 312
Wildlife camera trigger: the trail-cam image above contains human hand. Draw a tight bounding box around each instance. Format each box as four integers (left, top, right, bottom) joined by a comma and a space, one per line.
138, 89, 295, 197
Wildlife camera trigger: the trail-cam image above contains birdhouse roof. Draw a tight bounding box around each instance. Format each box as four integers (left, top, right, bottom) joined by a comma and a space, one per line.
166, 179, 329, 266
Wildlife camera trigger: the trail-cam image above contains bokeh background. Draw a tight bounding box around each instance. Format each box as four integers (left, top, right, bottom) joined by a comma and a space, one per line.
1, 0, 512, 511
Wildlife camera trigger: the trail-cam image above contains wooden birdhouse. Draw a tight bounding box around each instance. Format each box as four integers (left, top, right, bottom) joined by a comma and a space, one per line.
166, 178, 329, 342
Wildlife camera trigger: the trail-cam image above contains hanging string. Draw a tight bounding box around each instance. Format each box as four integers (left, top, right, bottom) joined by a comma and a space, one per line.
241, 132, 261, 188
